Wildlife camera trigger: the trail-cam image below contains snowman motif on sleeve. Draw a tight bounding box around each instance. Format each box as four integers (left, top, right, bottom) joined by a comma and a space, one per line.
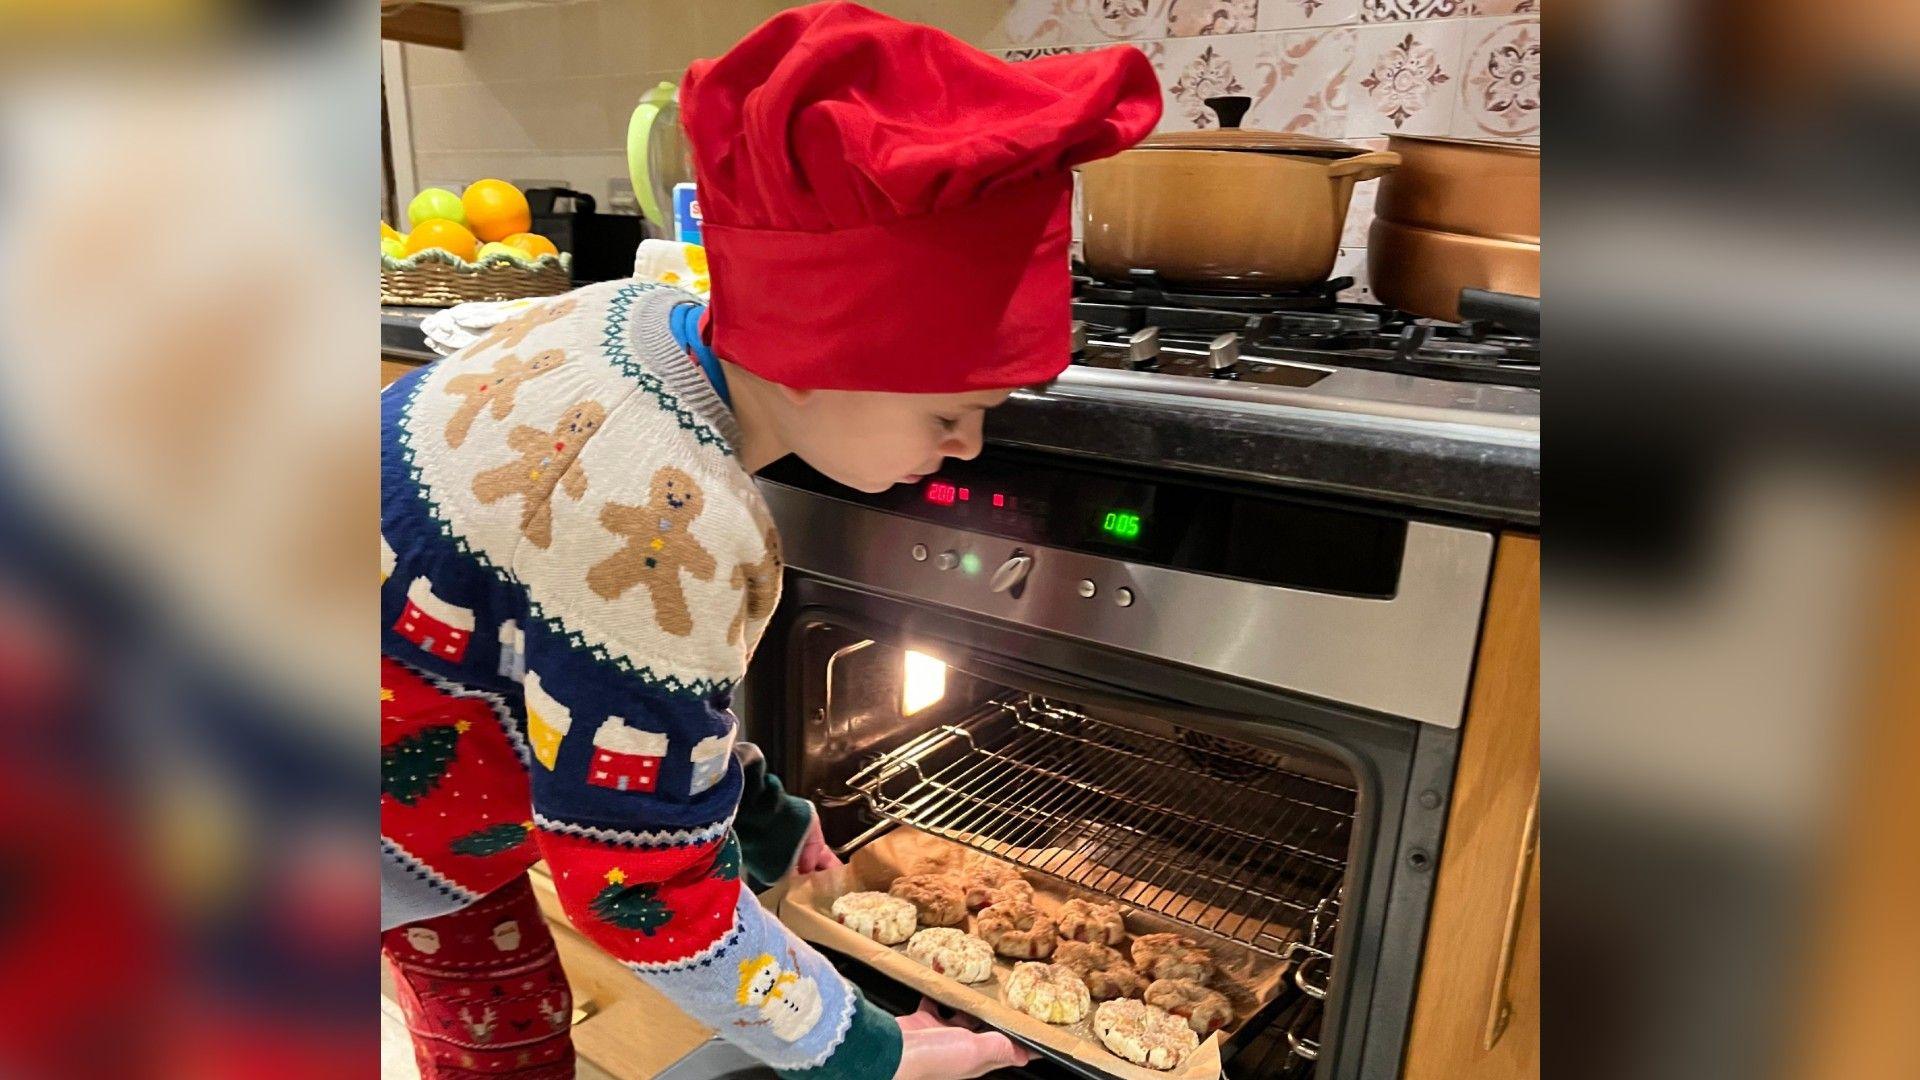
735, 952, 824, 1042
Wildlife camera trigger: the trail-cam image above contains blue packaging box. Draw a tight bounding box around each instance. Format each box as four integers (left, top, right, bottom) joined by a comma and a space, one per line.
673, 183, 703, 245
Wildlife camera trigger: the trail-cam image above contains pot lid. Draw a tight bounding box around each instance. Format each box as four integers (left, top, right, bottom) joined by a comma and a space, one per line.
1384, 133, 1541, 157
1136, 94, 1367, 157
1138, 129, 1366, 157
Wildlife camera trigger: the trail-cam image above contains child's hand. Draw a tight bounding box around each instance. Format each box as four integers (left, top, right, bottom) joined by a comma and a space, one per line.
895, 999, 1030, 1080
794, 811, 842, 874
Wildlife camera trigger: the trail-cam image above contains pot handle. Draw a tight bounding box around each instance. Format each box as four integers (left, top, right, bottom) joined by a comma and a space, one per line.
1324, 150, 1402, 182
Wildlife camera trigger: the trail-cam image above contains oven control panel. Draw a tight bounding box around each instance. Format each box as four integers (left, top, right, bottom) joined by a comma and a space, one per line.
909, 542, 1134, 607
758, 475, 1496, 728
757, 449, 1409, 598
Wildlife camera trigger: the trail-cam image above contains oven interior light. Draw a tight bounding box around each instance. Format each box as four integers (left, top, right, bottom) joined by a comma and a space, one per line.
901, 650, 948, 717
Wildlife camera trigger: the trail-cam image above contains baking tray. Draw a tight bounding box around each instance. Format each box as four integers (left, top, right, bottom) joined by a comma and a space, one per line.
781, 826, 1292, 1080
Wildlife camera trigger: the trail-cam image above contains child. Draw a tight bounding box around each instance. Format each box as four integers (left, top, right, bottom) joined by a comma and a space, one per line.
378, 5, 1161, 1079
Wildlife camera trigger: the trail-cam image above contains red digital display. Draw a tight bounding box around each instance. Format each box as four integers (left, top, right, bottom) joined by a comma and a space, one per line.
992, 493, 1005, 508
925, 481, 958, 506
959, 488, 971, 501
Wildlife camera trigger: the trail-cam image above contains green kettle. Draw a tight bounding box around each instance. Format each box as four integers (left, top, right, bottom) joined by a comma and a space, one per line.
628, 81, 694, 231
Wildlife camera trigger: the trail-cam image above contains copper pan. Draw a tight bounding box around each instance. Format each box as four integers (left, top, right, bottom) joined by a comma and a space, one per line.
1079, 95, 1400, 290
1367, 217, 1539, 323
1374, 134, 1539, 243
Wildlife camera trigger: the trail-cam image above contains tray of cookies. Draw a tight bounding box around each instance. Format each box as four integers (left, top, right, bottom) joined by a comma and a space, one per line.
780, 826, 1293, 1080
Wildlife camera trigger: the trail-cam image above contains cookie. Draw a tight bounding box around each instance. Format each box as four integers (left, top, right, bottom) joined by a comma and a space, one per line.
1130, 932, 1215, 983
830, 891, 916, 945
1003, 961, 1091, 1025
904, 928, 995, 984
1056, 940, 1148, 1000
1145, 978, 1234, 1036
1057, 898, 1127, 946
975, 900, 1058, 960
1093, 998, 1199, 1071
888, 874, 968, 928
959, 857, 1029, 911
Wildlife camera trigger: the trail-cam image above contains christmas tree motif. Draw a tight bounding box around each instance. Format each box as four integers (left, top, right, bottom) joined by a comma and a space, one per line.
382, 723, 462, 805
449, 821, 531, 857
711, 836, 742, 882
588, 868, 674, 935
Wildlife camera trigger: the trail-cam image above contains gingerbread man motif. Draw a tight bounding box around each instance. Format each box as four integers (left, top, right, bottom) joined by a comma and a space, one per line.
471, 399, 606, 549
442, 348, 567, 448
469, 297, 578, 355
586, 467, 718, 637
727, 526, 782, 646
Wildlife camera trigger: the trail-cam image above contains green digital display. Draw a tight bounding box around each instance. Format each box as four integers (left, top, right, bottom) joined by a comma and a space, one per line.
1100, 511, 1143, 542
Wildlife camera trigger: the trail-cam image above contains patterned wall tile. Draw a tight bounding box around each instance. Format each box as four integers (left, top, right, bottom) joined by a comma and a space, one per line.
1001, 0, 1072, 45
1359, 0, 1465, 22
1471, 0, 1537, 13
1247, 28, 1356, 138
1152, 32, 1263, 128
1346, 19, 1467, 137
1002, 0, 1173, 46
1455, 16, 1540, 137
1166, 0, 1260, 36
1000, 45, 1086, 61
1088, 0, 1176, 39
1257, 0, 1361, 30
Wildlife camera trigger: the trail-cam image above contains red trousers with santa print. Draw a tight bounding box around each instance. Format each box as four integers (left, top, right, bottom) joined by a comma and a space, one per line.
382, 875, 574, 1080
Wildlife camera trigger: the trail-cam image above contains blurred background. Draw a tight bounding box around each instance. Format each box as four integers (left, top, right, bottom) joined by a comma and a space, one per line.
0, 0, 1916, 1078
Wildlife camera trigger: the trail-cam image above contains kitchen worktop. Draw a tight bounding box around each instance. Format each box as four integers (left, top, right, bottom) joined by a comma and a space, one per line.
382, 305, 1539, 527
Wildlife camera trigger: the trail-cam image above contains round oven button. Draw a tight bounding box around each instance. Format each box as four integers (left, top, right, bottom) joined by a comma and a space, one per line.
1077, 579, 1097, 598
935, 550, 960, 571
911, 544, 929, 562
1114, 587, 1135, 607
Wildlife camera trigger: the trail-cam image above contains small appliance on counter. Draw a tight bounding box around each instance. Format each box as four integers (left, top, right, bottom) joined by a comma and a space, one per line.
524, 187, 643, 283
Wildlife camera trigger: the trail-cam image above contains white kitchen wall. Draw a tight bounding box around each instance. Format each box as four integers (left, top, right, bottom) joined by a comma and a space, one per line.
394, 0, 1539, 295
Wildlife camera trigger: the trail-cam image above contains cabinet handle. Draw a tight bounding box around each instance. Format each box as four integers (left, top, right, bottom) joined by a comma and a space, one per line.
1482, 780, 1539, 1051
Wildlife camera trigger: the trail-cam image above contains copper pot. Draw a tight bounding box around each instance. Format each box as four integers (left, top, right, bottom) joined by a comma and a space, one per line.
1367, 218, 1540, 324
1368, 135, 1540, 320
1079, 96, 1399, 290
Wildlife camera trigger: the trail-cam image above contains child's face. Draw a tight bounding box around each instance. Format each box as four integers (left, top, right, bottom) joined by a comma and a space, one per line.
778, 386, 1015, 493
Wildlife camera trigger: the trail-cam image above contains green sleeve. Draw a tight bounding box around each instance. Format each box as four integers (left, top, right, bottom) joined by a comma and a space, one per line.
777, 989, 903, 1080
732, 741, 817, 885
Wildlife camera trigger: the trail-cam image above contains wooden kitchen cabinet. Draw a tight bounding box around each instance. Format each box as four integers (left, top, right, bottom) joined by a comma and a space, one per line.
527, 865, 713, 1079
1403, 533, 1540, 1080
382, 355, 427, 388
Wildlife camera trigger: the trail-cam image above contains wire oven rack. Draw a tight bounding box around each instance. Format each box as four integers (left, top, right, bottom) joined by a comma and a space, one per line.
832, 694, 1355, 959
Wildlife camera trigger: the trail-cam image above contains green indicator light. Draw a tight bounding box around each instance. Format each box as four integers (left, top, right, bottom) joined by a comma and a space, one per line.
960, 552, 982, 575
1101, 511, 1142, 541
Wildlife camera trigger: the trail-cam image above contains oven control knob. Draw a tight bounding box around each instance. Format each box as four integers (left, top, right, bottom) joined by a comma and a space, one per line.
1114, 587, 1135, 608
934, 550, 959, 571
1077, 579, 1097, 598
989, 552, 1033, 594
911, 544, 929, 562
1127, 326, 1161, 370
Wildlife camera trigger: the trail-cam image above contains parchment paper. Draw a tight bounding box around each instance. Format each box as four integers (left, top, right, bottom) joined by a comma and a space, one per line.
781, 826, 1291, 1080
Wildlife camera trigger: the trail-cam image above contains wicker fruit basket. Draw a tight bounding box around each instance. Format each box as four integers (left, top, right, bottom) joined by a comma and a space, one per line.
381, 248, 573, 306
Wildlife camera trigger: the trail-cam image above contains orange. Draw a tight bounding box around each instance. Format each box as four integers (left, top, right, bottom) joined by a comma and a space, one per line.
405, 218, 480, 262
462, 179, 532, 242
503, 232, 560, 259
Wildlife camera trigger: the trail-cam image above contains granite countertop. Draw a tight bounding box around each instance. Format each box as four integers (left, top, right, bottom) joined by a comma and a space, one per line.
382, 305, 1539, 527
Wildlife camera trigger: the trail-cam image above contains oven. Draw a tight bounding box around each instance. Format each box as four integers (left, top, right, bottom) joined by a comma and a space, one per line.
736, 447, 1494, 1080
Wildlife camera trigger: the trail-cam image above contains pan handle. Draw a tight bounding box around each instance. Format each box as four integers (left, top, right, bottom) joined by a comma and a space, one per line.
1324, 150, 1401, 182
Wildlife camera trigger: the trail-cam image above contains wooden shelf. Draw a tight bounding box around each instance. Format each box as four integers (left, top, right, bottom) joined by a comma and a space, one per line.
381, 3, 463, 51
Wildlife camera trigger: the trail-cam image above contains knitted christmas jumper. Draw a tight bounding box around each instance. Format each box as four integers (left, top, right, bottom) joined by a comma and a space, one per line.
379, 281, 899, 1080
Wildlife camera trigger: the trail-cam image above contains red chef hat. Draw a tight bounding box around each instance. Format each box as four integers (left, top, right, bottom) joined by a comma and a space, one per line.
681, 1, 1161, 393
